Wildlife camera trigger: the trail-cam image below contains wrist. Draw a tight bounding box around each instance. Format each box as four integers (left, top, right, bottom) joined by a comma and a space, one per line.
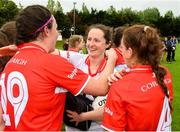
79, 112, 85, 122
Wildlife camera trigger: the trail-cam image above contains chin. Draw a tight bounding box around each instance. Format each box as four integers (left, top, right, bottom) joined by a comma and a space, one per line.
49, 48, 55, 53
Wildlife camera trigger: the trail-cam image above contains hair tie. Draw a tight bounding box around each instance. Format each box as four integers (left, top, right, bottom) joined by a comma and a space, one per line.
144, 26, 150, 32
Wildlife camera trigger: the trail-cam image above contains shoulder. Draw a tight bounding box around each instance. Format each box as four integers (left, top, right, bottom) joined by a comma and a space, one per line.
41, 53, 71, 67
110, 73, 135, 96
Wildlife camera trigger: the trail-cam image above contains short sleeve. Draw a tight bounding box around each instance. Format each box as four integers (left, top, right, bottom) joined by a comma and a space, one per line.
42, 54, 90, 95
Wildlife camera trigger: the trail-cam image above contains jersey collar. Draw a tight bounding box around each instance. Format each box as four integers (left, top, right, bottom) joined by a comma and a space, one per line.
85, 56, 107, 77
130, 65, 152, 73
18, 43, 47, 53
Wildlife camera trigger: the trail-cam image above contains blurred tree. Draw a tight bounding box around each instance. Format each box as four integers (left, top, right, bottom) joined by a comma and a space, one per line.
0, 0, 18, 27
47, 0, 63, 14
139, 8, 160, 25
157, 11, 174, 36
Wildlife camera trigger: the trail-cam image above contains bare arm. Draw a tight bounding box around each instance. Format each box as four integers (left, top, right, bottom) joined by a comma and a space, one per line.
79, 107, 104, 121
66, 107, 104, 125
0, 45, 18, 57
82, 48, 117, 96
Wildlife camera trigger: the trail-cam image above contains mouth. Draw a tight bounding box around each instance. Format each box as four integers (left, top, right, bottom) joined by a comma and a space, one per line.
88, 49, 97, 52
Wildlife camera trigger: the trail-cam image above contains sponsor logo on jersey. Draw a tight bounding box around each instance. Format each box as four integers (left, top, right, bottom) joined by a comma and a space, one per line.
104, 107, 113, 116
141, 81, 158, 92
67, 68, 77, 79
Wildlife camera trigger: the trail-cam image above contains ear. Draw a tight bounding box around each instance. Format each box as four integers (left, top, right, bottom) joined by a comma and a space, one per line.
126, 47, 133, 58
43, 26, 50, 37
105, 42, 111, 49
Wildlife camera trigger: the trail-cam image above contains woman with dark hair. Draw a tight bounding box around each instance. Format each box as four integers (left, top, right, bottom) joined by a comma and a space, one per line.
0, 5, 117, 131
102, 25, 173, 131
61, 24, 113, 131
59, 24, 127, 131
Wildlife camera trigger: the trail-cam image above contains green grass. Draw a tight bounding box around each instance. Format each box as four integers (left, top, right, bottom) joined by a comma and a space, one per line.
56, 40, 88, 54
56, 40, 64, 50
161, 44, 180, 130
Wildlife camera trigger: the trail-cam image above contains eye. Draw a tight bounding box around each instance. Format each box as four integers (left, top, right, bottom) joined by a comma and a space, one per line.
94, 38, 100, 42
87, 37, 91, 42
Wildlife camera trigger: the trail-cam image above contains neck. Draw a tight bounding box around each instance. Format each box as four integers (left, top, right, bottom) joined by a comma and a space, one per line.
32, 39, 50, 53
89, 54, 104, 68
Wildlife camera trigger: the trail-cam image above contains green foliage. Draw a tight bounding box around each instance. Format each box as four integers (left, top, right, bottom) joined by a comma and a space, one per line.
81, 2, 89, 14
1, 1, 180, 39
54, 10, 71, 38
139, 8, 160, 25
0, 0, 18, 27
47, 0, 63, 14
47, 0, 55, 13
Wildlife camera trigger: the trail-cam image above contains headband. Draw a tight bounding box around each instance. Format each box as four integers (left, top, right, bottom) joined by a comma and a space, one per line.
33, 16, 53, 34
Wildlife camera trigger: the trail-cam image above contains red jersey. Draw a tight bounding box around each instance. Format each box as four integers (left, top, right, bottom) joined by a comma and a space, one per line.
0, 43, 90, 130
113, 48, 125, 65
102, 65, 173, 131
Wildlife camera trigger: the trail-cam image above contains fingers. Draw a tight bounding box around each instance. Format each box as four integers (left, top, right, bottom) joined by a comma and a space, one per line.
66, 110, 77, 118
66, 110, 74, 114
66, 110, 80, 125
114, 72, 123, 79
108, 69, 130, 86
108, 73, 118, 86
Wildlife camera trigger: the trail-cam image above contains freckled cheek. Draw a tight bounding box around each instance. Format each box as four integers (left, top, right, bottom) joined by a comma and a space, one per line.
86, 43, 90, 49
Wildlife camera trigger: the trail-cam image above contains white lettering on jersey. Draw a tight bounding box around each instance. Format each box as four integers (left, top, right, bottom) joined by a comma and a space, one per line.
156, 97, 172, 131
141, 81, 158, 92
67, 68, 77, 79
104, 107, 113, 116
0, 73, 11, 126
9, 58, 27, 66
0, 71, 29, 128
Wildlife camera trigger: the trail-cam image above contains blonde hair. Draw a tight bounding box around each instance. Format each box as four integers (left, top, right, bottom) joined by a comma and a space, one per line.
69, 35, 84, 48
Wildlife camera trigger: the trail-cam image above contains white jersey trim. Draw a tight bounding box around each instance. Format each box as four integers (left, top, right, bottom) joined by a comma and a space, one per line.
156, 96, 172, 131
101, 125, 115, 132
74, 75, 91, 96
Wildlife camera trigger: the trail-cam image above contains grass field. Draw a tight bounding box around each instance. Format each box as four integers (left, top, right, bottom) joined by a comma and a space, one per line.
161, 44, 180, 130
56, 41, 180, 130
